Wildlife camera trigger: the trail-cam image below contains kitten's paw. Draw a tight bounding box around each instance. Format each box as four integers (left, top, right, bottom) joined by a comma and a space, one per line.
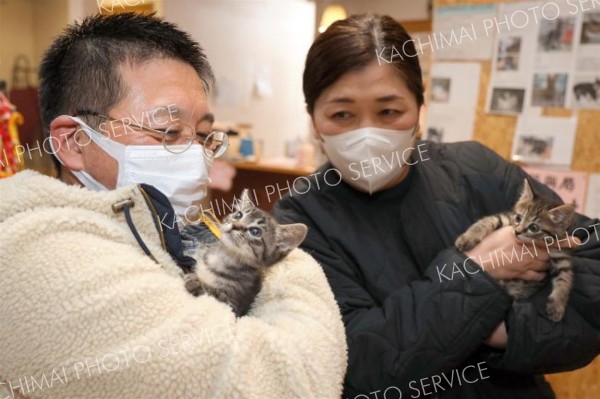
546, 297, 566, 322
183, 273, 204, 296
455, 235, 480, 252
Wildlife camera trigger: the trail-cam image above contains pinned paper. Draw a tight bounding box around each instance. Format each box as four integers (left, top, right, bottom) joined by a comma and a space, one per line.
523, 166, 588, 212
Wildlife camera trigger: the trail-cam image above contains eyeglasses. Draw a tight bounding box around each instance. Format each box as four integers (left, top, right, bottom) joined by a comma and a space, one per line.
73, 109, 229, 157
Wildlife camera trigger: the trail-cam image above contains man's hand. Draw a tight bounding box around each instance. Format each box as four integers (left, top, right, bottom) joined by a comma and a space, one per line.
464, 226, 549, 281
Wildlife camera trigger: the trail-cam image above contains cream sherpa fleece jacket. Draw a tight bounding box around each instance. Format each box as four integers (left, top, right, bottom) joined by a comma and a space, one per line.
0, 171, 347, 399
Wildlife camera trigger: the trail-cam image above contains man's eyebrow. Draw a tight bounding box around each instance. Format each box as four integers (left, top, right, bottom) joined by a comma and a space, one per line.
200, 113, 215, 124
143, 106, 214, 125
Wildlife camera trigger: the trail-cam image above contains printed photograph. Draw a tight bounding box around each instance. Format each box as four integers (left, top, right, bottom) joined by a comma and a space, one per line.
490, 88, 525, 114
513, 135, 554, 163
572, 75, 600, 108
430, 77, 451, 103
531, 73, 568, 108
581, 12, 600, 44
537, 17, 575, 52
496, 36, 521, 71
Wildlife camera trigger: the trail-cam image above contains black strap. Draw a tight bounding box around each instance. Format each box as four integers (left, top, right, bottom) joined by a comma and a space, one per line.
122, 203, 158, 263
139, 184, 197, 272
112, 186, 198, 272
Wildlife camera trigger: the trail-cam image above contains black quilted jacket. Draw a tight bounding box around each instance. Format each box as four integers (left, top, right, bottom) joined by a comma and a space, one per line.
273, 141, 600, 399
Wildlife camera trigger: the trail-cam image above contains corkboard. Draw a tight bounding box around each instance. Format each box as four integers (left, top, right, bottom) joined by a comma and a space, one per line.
434, 0, 600, 173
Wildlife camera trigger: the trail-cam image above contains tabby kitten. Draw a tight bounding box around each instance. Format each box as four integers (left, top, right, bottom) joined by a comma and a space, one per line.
183, 189, 308, 317
455, 179, 575, 322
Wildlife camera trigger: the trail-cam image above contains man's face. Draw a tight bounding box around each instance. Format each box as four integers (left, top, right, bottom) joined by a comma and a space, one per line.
60, 57, 213, 189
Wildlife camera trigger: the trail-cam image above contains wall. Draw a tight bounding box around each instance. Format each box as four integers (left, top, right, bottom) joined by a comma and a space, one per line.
314, 0, 431, 38
163, 0, 315, 159
0, 0, 70, 89
315, 0, 430, 24
33, 0, 70, 84
68, 0, 159, 20
0, 0, 35, 90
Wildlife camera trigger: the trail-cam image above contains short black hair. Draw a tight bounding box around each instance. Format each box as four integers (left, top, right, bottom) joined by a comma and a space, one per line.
39, 12, 214, 172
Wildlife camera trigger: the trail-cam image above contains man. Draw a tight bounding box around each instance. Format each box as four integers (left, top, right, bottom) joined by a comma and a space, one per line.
0, 13, 346, 399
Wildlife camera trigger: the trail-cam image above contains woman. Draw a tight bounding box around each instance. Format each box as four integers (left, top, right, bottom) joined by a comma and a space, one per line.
274, 14, 600, 398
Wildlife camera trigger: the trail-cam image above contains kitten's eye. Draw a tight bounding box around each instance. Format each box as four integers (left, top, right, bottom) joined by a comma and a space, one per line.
515, 214, 522, 224
232, 211, 243, 220
528, 223, 540, 233
248, 227, 262, 237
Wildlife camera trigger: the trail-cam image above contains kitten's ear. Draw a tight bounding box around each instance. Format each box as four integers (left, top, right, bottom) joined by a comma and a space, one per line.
547, 204, 576, 228
235, 189, 255, 211
276, 223, 308, 256
517, 178, 535, 205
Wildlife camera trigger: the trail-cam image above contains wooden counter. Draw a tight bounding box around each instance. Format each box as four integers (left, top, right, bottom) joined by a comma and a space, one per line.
208, 159, 316, 216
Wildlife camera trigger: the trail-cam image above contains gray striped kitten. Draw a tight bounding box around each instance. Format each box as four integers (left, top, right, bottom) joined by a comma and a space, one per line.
183, 189, 308, 317
455, 179, 575, 322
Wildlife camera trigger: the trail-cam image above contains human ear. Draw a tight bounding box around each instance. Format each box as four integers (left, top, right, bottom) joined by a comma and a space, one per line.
49, 115, 85, 172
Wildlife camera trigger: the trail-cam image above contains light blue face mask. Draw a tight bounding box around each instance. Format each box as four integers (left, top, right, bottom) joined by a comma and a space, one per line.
51, 116, 212, 219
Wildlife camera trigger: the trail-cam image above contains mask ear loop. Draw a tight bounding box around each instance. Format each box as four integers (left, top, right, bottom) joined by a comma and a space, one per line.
46, 119, 108, 191
69, 116, 127, 159
69, 116, 132, 188
56, 117, 112, 191
46, 121, 72, 167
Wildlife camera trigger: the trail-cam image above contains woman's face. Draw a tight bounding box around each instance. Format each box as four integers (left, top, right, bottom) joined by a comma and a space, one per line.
312, 61, 420, 137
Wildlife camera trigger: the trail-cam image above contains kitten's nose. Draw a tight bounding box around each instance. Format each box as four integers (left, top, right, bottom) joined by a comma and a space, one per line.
232, 221, 244, 230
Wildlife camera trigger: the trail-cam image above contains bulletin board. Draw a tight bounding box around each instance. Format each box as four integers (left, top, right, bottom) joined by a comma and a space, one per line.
434, 0, 600, 174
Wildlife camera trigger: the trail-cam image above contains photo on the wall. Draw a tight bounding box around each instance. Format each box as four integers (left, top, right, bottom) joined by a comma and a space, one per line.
430, 77, 451, 102
489, 87, 525, 114
581, 12, 600, 44
511, 115, 577, 166
513, 135, 554, 163
425, 127, 444, 143
496, 36, 521, 71
537, 17, 575, 52
572, 75, 600, 108
531, 73, 568, 108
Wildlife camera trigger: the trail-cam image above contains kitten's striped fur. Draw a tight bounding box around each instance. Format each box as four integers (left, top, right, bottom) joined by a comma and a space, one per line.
455, 179, 575, 322
183, 189, 307, 317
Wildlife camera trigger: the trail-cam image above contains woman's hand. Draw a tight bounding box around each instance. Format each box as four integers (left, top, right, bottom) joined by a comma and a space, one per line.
484, 322, 507, 349
464, 226, 549, 281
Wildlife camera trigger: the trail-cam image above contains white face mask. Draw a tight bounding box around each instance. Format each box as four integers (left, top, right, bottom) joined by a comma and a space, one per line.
61, 116, 212, 219
320, 126, 417, 194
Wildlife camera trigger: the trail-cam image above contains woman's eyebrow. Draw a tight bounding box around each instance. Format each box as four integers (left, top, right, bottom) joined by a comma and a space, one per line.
326, 94, 405, 104
327, 96, 355, 104
376, 94, 404, 102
